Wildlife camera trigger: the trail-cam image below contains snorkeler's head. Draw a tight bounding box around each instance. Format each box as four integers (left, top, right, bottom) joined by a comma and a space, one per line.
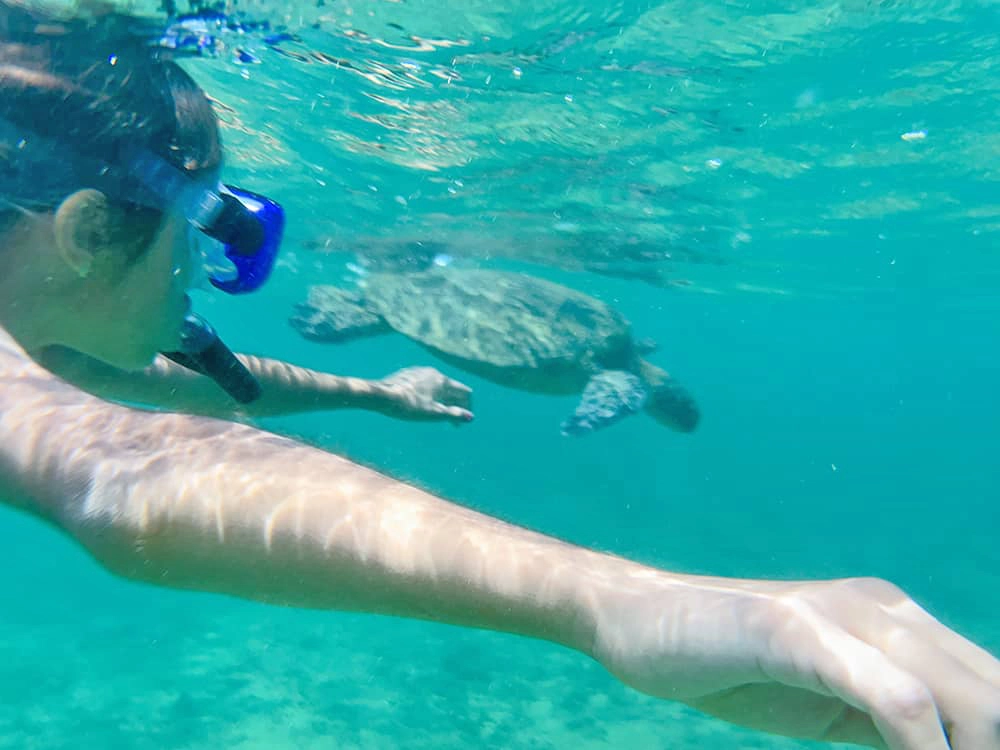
2, 2, 284, 296
0, 1, 229, 367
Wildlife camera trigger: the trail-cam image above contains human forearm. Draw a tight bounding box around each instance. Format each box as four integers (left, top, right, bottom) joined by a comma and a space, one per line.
12, 389, 615, 652
36, 346, 428, 420
225, 352, 403, 417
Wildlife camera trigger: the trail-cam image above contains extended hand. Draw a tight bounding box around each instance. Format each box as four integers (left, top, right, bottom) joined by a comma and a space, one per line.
379, 366, 474, 423
595, 575, 999, 750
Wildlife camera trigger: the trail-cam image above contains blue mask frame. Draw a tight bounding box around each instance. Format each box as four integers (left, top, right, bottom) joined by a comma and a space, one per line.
125, 150, 285, 295
200, 184, 285, 294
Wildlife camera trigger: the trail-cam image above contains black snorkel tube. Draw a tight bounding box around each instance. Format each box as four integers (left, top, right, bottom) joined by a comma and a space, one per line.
162, 306, 262, 405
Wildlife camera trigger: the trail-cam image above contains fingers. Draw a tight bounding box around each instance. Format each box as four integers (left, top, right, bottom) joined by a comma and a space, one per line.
382, 367, 474, 422
442, 377, 473, 409
879, 627, 1000, 747
426, 374, 473, 421
781, 597, 1000, 750
948, 719, 1000, 750
788, 620, 952, 750
395, 392, 473, 423
891, 597, 1000, 688
839, 579, 1000, 688
828, 579, 1000, 748
385, 368, 472, 402
445, 377, 472, 394
874, 616, 1000, 750
435, 403, 474, 423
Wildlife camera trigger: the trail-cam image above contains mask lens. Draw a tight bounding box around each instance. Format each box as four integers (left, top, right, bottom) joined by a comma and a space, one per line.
187, 224, 237, 290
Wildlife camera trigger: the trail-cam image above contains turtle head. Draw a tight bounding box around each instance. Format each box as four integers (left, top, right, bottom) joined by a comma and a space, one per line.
635, 359, 700, 433
289, 285, 389, 343
646, 379, 700, 432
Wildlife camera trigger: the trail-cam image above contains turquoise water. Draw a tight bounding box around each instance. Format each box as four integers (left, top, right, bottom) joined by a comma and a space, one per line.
1, 1, 998, 747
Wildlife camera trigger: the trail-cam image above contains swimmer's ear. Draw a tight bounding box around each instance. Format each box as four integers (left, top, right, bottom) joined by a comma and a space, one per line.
53, 189, 129, 278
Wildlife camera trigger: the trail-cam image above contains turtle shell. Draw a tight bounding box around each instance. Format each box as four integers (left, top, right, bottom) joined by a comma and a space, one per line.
362, 268, 635, 372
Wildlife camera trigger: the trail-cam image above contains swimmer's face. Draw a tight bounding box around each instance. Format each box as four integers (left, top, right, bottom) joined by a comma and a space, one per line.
45, 189, 197, 370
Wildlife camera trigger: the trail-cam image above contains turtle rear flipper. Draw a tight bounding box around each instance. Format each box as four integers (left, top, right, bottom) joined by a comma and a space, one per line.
560, 370, 647, 437
289, 285, 389, 343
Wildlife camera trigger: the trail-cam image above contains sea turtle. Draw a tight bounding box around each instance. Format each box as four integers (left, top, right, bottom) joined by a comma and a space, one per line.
289, 268, 700, 436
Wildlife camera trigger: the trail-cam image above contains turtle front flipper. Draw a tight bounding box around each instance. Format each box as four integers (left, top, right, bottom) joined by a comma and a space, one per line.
560, 370, 648, 436
289, 285, 390, 343
636, 360, 700, 433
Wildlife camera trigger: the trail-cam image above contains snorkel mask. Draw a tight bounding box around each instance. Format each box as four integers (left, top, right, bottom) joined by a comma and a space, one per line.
124, 149, 285, 294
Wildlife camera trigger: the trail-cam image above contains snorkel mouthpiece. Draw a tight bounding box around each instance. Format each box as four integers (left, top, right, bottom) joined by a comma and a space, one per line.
163, 311, 262, 404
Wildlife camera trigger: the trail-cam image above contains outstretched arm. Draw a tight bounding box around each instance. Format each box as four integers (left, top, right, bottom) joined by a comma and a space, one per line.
2, 347, 997, 750
35, 345, 474, 423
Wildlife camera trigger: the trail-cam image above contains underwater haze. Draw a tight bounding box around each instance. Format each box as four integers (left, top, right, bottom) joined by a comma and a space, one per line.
1, 1, 997, 747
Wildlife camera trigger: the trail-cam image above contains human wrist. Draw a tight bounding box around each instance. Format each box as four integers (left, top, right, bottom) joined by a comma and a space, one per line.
310, 372, 394, 413
542, 550, 678, 659
586, 568, 781, 699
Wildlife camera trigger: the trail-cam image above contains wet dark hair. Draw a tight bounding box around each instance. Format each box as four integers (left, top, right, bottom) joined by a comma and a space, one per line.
0, 0, 222, 214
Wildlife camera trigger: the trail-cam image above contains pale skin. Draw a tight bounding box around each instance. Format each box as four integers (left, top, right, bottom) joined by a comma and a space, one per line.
0, 191, 997, 750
